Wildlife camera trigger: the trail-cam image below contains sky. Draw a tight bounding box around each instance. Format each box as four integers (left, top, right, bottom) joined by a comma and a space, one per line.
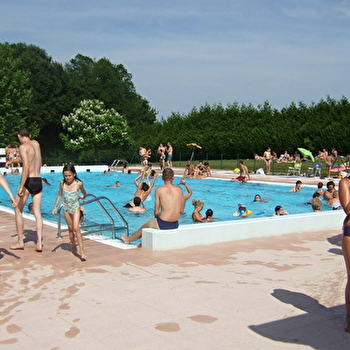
1, 0, 350, 119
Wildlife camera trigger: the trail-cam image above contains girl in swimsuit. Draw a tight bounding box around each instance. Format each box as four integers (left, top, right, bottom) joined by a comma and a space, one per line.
52, 164, 87, 261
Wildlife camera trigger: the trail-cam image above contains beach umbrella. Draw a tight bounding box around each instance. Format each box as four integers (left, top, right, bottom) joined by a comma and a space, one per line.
186, 143, 202, 161
298, 148, 315, 162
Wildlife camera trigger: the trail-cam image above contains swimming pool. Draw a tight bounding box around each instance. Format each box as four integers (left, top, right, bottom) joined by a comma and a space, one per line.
0, 171, 333, 234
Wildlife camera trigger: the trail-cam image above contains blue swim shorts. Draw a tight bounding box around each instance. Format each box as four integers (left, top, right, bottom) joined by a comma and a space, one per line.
156, 216, 179, 230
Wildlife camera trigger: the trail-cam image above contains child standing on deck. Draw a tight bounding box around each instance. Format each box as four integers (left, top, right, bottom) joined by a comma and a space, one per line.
52, 164, 87, 261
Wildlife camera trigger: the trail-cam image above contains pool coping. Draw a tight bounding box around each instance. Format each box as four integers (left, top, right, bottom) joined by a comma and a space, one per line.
142, 210, 345, 250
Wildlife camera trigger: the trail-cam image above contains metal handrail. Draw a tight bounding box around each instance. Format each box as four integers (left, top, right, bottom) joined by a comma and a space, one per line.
56, 193, 129, 240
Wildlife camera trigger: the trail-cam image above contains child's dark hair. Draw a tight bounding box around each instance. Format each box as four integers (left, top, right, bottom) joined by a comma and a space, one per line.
62, 164, 82, 182
275, 205, 282, 214
141, 182, 149, 191
133, 197, 142, 206
206, 209, 213, 217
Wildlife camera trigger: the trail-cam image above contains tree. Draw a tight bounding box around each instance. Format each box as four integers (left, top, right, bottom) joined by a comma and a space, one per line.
65, 54, 157, 126
4, 43, 69, 154
9, 43, 68, 129
0, 44, 32, 144
60, 99, 132, 160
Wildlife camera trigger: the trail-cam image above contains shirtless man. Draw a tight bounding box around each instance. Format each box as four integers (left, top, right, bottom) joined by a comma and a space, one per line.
7, 128, 43, 251
157, 143, 166, 170
121, 168, 183, 244
166, 142, 173, 167
230, 160, 250, 182
183, 160, 195, 178
324, 153, 334, 178
263, 147, 272, 174
323, 181, 336, 201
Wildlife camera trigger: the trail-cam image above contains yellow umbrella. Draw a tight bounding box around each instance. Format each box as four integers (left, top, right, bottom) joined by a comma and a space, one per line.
186, 143, 202, 161
186, 143, 202, 149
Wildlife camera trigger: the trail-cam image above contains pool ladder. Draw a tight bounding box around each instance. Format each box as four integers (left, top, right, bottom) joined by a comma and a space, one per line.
56, 194, 129, 240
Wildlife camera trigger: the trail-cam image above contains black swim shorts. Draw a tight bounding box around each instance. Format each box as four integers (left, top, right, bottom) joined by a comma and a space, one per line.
24, 177, 43, 195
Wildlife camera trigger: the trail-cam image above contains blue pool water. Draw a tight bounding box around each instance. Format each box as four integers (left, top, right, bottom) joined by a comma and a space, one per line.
0, 171, 332, 237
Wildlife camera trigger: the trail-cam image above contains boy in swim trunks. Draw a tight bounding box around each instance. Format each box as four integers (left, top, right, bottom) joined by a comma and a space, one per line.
121, 168, 183, 244
8, 127, 43, 252
230, 160, 250, 183
166, 142, 173, 167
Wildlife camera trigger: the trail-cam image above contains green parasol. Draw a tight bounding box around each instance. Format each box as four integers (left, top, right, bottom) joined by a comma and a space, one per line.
298, 148, 315, 162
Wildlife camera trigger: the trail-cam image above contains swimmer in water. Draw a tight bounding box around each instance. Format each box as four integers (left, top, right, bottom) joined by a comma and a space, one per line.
204, 209, 221, 222
274, 205, 289, 216
192, 199, 206, 223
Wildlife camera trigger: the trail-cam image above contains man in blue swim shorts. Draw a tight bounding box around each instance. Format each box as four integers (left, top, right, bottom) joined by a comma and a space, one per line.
166, 142, 173, 167
121, 168, 182, 244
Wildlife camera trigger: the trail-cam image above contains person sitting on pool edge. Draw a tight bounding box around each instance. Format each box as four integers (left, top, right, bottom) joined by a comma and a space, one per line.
121, 168, 183, 244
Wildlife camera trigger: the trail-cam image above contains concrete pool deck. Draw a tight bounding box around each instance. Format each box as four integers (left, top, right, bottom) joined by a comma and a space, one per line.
1, 171, 350, 349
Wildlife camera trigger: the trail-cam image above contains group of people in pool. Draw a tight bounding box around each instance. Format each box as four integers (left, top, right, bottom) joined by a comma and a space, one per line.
237, 195, 289, 217
231, 181, 342, 217
122, 168, 276, 223
304, 180, 342, 212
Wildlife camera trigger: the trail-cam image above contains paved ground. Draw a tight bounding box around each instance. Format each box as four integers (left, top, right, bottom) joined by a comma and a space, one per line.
1, 172, 349, 349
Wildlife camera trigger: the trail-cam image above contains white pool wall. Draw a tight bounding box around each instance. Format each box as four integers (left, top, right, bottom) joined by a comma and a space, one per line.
0, 165, 109, 175
142, 210, 345, 250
